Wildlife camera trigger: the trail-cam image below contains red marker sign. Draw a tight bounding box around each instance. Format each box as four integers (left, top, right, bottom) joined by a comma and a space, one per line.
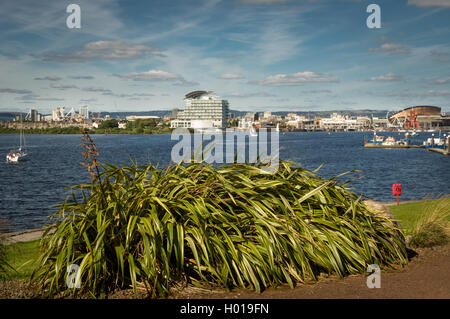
392, 184, 402, 205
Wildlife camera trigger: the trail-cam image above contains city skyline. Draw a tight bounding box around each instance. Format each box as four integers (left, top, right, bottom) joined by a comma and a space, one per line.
1, 0, 450, 113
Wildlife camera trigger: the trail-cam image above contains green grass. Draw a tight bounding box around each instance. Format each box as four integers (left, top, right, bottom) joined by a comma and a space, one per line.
2, 240, 40, 280
389, 198, 450, 234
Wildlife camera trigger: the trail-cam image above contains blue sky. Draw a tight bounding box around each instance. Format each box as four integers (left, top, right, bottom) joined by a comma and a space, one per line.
0, 0, 450, 113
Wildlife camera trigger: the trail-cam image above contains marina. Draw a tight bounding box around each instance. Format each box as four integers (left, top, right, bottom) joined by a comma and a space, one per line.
364, 143, 423, 149
364, 130, 449, 153
429, 148, 450, 156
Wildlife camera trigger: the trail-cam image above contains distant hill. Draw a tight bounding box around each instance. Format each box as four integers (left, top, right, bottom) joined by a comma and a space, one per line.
0, 112, 25, 122
94, 111, 172, 119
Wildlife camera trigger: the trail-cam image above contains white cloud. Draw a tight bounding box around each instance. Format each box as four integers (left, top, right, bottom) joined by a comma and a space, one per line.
113, 69, 198, 87
219, 73, 245, 80
224, 92, 276, 98
172, 80, 200, 87
430, 78, 450, 84
426, 90, 450, 96
114, 69, 180, 81
369, 43, 410, 55
250, 71, 338, 86
34, 41, 164, 62
368, 73, 404, 82
80, 98, 98, 103
408, 0, 450, 8
0, 0, 126, 41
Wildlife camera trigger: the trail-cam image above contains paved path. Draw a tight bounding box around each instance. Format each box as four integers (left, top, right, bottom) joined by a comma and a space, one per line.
1, 228, 46, 244
171, 244, 450, 299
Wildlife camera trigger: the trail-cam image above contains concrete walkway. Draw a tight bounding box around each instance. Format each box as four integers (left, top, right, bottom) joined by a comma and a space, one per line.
429, 147, 450, 155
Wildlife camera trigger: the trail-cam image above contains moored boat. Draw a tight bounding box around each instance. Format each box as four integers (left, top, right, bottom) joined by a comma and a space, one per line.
6, 125, 27, 163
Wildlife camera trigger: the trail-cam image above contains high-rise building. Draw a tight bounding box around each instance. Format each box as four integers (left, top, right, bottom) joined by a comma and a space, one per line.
29, 109, 38, 121
80, 105, 89, 119
171, 91, 229, 129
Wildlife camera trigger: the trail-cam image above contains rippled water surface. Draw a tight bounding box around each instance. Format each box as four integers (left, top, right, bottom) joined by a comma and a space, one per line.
0, 132, 449, 231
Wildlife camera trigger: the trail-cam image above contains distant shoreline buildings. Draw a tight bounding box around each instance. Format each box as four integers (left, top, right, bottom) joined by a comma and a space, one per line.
170, 91, 229, 129
1, 97, 449, 132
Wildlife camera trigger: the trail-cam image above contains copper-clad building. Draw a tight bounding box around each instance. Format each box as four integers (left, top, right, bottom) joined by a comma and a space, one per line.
389, 106, 449, 130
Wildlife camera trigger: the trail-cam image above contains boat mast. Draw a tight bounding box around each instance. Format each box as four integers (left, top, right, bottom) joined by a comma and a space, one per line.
19, 114, 25, 151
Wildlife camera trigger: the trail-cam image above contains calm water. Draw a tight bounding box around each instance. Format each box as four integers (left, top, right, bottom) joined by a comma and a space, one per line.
0, 132, 449, 232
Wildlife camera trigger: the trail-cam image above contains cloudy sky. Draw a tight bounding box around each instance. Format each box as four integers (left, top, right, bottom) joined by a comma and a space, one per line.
0, 0, 449, 113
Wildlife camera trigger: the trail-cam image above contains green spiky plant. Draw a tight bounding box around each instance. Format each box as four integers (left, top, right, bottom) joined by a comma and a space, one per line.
31, 132, 407, 298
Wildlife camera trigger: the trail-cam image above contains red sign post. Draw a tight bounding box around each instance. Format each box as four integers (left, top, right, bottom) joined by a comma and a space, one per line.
392, 184, 402, 206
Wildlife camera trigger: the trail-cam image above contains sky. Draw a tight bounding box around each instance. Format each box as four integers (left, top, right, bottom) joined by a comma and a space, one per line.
0, 0, 450, 114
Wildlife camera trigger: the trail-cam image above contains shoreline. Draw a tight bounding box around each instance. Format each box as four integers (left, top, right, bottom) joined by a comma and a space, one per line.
2, 129, 447, 135
1, 228, 47, 244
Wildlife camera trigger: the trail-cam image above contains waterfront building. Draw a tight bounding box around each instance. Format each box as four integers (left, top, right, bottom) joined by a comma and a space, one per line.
170, 91, 229, 129
356, 116, 371, 128
389, 106, 450, 130
238, 118, 253, 129
372, 117, 389, 129
126, 115, 160, 121
285, 113, 307, 127
319, 113, 369, 131
30, 109, 38, 121
52, 107, 65, 121
80, 106, 89, 119
263, 111, 272, 119
245, 113, 255, 120
24, 108, 41, 122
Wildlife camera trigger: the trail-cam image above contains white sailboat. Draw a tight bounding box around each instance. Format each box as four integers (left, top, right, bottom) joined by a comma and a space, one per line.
6, 125, 27, 163
249, 126, 258, 137
275, 123, 280, 132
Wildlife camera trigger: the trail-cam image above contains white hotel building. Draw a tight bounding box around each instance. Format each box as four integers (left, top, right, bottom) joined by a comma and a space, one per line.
170, 91, 229, 129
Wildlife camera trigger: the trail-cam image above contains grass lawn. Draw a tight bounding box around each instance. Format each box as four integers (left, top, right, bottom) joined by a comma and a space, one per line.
2, 240, 40, 281
389, 198, 450, 234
